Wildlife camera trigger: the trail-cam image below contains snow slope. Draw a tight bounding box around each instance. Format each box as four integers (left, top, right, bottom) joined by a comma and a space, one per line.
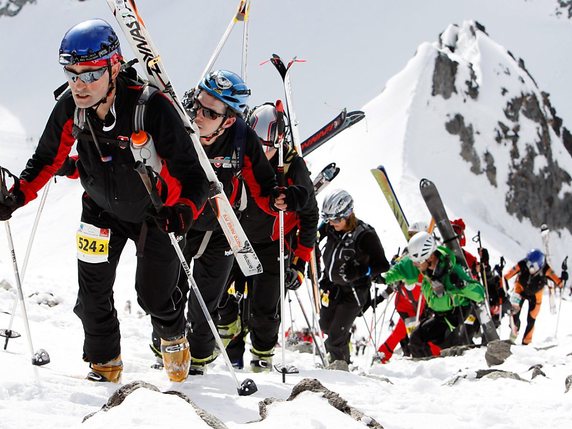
1, 1, 572, 428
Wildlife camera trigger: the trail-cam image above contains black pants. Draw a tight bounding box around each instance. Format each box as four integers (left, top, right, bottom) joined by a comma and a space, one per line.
74, 196, 185, 364
319, 298, 362, 364
409, 305, 476, 357
218, 240, 284, 360
181, 229, 234, 360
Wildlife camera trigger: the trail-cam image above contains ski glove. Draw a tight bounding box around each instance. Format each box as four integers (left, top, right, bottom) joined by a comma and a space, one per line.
560, 271, 568, 284
150, 204, 193, 236
339, 260, 363, 283
0, 189, 24, 221
285, 257, 307, 291
271, 185, 309, 212
55, 156, 78, 178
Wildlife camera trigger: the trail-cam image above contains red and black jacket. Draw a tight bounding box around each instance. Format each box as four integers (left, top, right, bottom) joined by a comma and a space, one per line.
193, 119, 278, 231
18, 73, 208, 223
240, 146, 318, 263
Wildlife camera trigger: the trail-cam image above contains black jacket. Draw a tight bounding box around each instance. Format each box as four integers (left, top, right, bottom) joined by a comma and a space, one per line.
18, 73, 208, 223
192, 119, 277, 231
318, 219, 389, 303
240, 146, 315, 253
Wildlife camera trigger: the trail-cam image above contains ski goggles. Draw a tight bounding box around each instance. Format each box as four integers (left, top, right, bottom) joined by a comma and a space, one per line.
191, 99, 227, 121
322, 214, 345, 224
63, 66, 108, 84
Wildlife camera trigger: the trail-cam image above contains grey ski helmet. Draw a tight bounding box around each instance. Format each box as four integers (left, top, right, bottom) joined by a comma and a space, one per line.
322, 189, 354, 221
247, 103, 286, 149
408, 231, 437, 263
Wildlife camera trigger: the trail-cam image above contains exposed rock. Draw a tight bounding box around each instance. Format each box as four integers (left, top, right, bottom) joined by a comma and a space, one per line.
439, 344, 477, 357
82, 381, 227, 428
0, 279, 12, 291
0, 0, 35, 17
445, 114, 482, 175
326, 360, 350, 371
475, 369, 527, 382
432, 52, 458, 99
556, 1, 572, 19
485, 340, 512, 367
565, 375, 572, 393
258, 378, 384, 428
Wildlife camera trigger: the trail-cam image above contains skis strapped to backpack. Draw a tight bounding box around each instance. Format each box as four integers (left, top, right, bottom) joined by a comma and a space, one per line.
313, 162, 340, 195
301, 109, 365, 156
419, 178, 500, 343
107, 0, 262, 276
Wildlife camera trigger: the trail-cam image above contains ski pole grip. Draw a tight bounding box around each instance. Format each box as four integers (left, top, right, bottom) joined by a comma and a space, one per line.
134, 161, 163, 212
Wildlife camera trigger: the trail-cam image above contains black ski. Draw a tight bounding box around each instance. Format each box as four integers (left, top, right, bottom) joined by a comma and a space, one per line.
301, 109, 365, 156
419, 178, 500, 343
313, 162, 340, 195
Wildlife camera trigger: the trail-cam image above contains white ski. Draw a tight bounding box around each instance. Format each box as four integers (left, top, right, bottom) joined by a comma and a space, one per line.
107, 0, 262, 276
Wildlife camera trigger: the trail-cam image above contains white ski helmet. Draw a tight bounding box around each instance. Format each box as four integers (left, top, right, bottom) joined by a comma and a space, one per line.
408, 231, 437, 263
247, 103, 286, 150
322, 189, 354, 221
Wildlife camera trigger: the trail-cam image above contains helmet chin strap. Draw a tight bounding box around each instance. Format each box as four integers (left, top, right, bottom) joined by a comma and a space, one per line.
89, 62, 115, 113
201, 116, 228, 142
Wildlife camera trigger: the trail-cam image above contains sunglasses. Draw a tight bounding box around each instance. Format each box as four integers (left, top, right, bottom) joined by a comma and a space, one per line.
324, 216, 344, 224
64, 66, 108, 84
193, 98, 227, 120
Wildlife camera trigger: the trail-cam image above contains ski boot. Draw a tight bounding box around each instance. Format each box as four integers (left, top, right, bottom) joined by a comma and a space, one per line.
87, 355, 123, 383
250, 347, 274, 373
161, 336, 190, 382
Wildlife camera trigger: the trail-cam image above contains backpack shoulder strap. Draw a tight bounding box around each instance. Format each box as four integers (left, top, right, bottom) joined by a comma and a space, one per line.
133, 83, 160, 132
233, 117, 248, 172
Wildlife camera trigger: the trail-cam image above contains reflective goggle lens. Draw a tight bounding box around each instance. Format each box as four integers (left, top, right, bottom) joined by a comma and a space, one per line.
64, 66, 107, 84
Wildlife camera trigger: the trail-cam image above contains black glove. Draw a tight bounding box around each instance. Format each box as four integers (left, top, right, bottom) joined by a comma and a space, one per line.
55, 156, 78, 177
150, 204, 193, 235
0, 188, 24, 221
285, 256, 307, 291
339, 260, 362, 283
561, 271, 568, 283
271, 185, 309, 212
479, 247, 490, 265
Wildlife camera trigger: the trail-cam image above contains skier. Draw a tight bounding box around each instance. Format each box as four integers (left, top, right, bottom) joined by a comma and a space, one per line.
477, 248, 509, 327
0, 19, 209, 383
383, 232, 485, 357
318, 189, 389, 365
152, 73, 300, 375
376, 221, 440, 363
217, 102, 317, 372
504, 249, 564, 344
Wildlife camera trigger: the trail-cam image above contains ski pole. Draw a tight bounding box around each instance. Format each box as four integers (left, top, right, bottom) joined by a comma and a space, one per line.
555, 256, 568, 338
273, 101, 296, 381
292, 290, 327, 366
350, 285, 379, 351
3, 221, 49, 366
197, 0, 251, 84
240, 0, 251, 82
135, 162, 256, 396
3, 180, 51, 350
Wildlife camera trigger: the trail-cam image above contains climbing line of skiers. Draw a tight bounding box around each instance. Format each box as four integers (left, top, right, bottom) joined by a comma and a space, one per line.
0, 19, 568, 383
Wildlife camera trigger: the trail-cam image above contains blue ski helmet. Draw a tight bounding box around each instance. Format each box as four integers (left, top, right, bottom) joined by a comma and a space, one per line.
525, 249, 545, 274
199, 70, 251, 116
59, 19, 122, 66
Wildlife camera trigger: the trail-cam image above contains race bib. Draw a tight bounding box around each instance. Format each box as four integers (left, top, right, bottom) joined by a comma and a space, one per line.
76, 222, 110, 263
